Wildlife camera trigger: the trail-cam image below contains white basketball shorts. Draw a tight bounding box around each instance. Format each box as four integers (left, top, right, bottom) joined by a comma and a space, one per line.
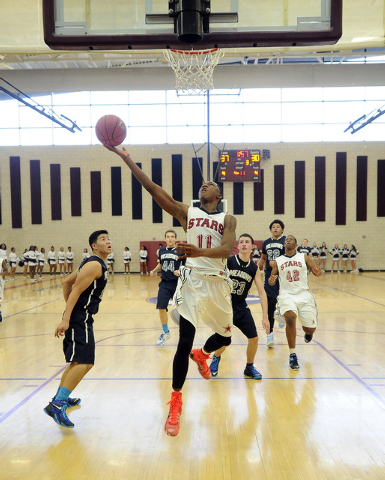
171, 266, 233, 337
276, 290, 318, 328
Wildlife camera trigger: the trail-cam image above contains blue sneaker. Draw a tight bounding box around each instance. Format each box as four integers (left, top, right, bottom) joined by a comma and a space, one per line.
266, 332, 274, 348
210, 354, 221, 377
157, 331, 171, 346
44, 400, 74, 428
289, 353, 300, 371
244, 364, 262, 379
67, 397, 81, 407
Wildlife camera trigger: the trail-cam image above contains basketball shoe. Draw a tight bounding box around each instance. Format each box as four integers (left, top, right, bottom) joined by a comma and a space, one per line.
304, 333, 313, 343
244, 364, 262, 379
266, 332, 274, 348
67, 397, 81, 407
189, 349, 212, 380
165, 391, 182, 437
44, 400, 74, 428
289, 353, 300, 370
210, 354, 221, 377
157, 331, 171, 346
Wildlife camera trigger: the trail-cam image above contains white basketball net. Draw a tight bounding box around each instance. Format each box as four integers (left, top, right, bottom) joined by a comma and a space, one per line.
164, 48, 224, 94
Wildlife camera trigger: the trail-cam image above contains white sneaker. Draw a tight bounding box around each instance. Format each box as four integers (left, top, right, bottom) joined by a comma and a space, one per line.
266, 332, 274, 348
157, 331, 171, 346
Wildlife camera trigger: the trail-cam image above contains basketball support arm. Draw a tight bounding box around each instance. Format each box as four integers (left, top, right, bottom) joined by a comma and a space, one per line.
0, 77, 81, 133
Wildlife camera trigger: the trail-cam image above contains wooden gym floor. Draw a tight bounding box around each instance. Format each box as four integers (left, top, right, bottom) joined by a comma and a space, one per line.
1, 271, 385, 480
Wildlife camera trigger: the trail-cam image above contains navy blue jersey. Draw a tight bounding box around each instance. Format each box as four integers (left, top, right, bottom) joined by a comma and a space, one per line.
311, 247, 320, 257
73, 255, 108, 316
261, 235, 286, 298
158, 246, 184, 282
350, 249, 359, 259
297, 246, 312, 256
228, 255, 258, 304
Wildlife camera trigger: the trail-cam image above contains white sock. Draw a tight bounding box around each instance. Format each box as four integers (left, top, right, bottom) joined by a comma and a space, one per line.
289, 348, 296, 355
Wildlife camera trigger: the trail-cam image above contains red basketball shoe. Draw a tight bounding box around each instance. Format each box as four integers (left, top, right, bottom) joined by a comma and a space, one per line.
165, 391, 183, 437
189, 348, 212, 380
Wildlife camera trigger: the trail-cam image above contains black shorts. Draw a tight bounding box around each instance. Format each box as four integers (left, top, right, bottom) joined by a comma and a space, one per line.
232, 301, 258, 338
63, 310, 95, 364
156, 280, 178, 311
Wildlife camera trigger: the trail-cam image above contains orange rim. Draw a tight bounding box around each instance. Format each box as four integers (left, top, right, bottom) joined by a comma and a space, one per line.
169, 48, 219, 55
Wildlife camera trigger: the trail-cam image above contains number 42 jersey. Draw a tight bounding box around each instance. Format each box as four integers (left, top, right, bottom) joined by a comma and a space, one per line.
276, 252, 309, 295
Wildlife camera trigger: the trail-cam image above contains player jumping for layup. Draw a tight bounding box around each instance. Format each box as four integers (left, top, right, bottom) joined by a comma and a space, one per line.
107, 146, 236, 437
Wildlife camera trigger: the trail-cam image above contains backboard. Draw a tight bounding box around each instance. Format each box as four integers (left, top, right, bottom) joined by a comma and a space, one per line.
43, 0, 342, 51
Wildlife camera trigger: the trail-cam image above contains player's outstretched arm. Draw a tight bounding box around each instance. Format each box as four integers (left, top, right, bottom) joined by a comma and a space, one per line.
305, 255, 321, 276
253, 270, 270, 333
55, 262, 103, 337
106, 146, 188, 230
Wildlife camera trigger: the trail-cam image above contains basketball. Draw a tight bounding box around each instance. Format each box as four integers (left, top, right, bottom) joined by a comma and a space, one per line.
95, 115, 126, 147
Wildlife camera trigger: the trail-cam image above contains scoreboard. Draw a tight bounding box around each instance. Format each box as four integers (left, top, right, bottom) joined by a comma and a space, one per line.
218, 149, 261, 182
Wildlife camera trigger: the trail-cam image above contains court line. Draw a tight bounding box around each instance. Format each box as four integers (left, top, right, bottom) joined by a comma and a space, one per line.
312, 279, 385, 307
0, 376, 354, 382
0, 297, 63, 323
314, 338, 385, 407
0, 365, 68, 424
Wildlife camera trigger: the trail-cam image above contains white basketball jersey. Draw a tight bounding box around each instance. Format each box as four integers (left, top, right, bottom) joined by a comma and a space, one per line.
276, 252, 309, 294
186, 206, 228, 276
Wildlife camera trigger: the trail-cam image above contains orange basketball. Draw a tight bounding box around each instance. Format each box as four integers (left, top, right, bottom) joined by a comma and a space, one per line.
95, 115, 127, 147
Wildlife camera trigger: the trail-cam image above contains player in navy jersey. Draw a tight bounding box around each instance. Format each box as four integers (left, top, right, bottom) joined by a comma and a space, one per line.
44, 230, 110, 428
269, 235, 321, 371
258, 219, 286, 348
297, 239, 312, 257
150, 229, 184, 346
107, 145, 236, 437
210, 233, 269, 379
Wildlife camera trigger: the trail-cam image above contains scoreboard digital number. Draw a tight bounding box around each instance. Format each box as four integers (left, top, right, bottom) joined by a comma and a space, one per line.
219, 150, 261, 182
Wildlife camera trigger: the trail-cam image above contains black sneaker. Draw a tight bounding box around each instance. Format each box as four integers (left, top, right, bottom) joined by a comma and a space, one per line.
289, 353, 300, 370
304, 333, 313, 343
0, 311, 2, 322
44, 400, 74, 428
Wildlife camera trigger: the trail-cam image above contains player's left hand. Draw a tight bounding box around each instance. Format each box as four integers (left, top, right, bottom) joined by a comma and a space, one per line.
173, 270, 180, 277
175, 243, 202, 259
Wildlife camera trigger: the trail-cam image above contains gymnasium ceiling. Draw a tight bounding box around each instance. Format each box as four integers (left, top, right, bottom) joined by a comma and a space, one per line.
0, 1, 385, 71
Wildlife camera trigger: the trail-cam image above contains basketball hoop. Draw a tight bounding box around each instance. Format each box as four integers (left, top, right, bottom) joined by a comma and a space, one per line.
164, 48, 224, 94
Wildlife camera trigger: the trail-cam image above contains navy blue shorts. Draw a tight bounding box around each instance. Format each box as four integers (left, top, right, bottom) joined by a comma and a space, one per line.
156, 280, 178, 311
232, 301, 258, 338
63, 310, 95, 364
